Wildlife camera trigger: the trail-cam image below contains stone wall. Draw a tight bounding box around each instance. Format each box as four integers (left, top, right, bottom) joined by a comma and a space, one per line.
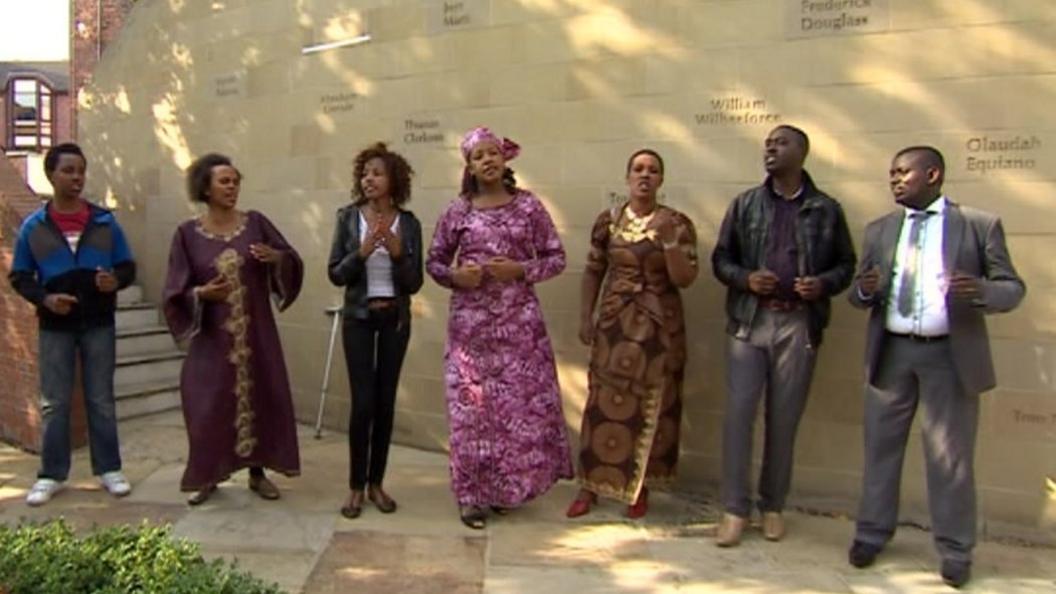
79, 0, 1056, 536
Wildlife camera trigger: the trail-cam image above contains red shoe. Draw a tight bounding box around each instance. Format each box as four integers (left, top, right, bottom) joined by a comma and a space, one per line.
626, 487, 649, 519
566, 492, 596, 518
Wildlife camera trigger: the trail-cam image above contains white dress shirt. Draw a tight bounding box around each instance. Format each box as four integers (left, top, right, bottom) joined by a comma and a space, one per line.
885, 196, 948, 336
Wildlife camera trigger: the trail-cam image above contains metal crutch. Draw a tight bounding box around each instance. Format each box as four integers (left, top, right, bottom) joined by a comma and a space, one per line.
314, 305, 343, 438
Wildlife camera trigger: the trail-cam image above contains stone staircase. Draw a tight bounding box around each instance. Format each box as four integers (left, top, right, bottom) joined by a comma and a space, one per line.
115, 286, 182, 419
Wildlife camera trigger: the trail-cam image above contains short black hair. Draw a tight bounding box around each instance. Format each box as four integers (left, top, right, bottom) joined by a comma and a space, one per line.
351, 142, 415, 206
44, 143, 86, 176
186, 153, 241, 203
894, 145, 946, 173
773, 125, 810, 155
626, 149, 665, 176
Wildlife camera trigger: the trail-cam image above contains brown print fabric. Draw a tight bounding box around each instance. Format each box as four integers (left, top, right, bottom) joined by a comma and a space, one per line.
577, 204, 697, 503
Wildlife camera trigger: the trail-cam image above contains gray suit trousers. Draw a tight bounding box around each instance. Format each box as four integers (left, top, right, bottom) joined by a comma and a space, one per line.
722, 308, 817, 517
855, 334, 979, 562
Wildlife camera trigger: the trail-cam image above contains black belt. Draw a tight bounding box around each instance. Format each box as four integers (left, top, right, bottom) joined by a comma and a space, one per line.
887, 331, 948, 343
758, 298, 804, 312
367, 297, 397, 310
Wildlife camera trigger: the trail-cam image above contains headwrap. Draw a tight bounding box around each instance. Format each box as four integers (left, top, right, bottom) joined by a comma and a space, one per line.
459, 126, 520, 162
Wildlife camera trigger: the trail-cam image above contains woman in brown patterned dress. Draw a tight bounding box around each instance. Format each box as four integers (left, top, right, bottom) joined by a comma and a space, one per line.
566, 149, 698, 519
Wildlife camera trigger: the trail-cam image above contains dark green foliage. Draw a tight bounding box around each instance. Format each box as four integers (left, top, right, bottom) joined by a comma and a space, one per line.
0, 520, 283, 594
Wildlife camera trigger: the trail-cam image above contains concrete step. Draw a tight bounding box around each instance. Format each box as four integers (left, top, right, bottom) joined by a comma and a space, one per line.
115, 379, 180, 420
116, 325, 176, 358
115, 351, 184, 388
116, 302, 158, 330
117, 285, 143, 306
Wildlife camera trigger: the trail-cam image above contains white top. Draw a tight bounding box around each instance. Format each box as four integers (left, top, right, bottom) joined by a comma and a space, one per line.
359, 211, 400, 299
885, 196, 948, 336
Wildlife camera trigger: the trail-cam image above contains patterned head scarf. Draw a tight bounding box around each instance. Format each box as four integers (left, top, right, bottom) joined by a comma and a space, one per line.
459, 126, 520, 163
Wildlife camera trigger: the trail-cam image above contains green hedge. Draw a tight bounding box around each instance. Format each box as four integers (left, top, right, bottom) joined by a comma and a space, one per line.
0, 520, 283, 594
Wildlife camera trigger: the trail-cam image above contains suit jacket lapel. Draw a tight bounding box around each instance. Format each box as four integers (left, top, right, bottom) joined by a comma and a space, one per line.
943, 200, 965, 275
878, 211, 902, 297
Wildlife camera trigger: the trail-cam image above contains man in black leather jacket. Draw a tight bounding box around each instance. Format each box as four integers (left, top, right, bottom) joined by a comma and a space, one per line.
710, 125, 856, 546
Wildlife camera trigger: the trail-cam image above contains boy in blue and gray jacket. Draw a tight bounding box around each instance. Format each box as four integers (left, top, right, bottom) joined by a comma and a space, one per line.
9, 142, 136, 506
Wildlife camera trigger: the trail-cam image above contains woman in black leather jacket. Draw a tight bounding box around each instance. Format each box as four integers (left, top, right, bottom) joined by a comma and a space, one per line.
327, 142, 423, 519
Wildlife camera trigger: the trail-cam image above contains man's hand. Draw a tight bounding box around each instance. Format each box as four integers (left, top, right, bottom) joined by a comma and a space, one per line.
95, 268, 118, 293
794, 276, 824, 301
948, 272, 982, 300
44, 294, 78, 315
858, 265, 881, 297
747, 269, 779, 296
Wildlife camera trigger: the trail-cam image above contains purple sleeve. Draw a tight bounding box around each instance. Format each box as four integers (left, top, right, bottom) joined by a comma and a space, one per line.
161, 225, 202, 347
426, 200, 462, 289
523, 193, 566, 284
254, 211, 303, 311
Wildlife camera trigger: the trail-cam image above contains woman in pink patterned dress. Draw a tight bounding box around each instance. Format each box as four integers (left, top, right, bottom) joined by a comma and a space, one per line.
426, 127, 573, 529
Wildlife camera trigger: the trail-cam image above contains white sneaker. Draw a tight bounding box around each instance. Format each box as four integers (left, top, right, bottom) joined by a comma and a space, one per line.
26, 478, 64, 506
99, 471, 132, 497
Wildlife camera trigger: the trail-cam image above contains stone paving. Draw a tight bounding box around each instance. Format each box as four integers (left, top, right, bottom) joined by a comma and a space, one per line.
1, 411, 1054, 593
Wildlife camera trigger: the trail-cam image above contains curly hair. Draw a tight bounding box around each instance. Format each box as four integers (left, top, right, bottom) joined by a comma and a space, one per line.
186, 153, 241, 203
351, 142, 414, 206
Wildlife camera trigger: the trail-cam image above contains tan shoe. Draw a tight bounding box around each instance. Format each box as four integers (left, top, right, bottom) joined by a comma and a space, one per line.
762, 511, 785, 541
715, 513, 747, 547
248, 475, 281, 500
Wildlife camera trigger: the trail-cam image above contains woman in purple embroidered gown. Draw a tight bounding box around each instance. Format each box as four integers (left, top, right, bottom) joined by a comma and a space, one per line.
427, 127, 573, 529
163, 153, 304, 505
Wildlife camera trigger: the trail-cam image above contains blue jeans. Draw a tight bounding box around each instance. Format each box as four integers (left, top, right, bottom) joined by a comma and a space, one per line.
38, 324, 122, 480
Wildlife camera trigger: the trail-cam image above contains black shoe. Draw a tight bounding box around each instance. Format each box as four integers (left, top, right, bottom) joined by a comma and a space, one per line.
941, 559, 971, 589
848, 540, 882, 568
459, 506, 486, 530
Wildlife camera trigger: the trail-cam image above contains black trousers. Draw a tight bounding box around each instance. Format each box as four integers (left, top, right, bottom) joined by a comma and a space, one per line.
341, 307, 410, 490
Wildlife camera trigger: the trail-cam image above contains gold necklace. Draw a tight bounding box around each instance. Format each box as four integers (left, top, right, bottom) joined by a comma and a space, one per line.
614, 204, 657, 243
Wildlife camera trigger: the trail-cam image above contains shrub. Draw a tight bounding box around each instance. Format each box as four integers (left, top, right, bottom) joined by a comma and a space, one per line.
0, 520, 283, 594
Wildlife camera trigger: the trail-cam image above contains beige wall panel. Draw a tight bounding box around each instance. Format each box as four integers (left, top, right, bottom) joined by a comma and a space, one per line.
989, 338, 1056, 394
889, 0, 1012, 30
1004, 0, 1056, 22
490, 0, 584, 26
680, 0, 781, 48
368, 2, 427, 42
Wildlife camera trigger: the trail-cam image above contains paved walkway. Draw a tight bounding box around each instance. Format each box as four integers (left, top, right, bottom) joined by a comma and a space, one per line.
1, 411, 1054, 593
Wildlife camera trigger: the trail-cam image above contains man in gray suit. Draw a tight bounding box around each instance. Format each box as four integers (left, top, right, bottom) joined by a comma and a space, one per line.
847, 146, 1025, 588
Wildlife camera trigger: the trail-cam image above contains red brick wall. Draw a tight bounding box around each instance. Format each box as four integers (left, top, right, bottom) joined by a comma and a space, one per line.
70, 0, 134, 137
0, 154, 87, 452
0, 94, 7, 147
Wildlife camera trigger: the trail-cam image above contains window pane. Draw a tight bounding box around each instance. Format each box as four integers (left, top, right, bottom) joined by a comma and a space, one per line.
13, 79, 37, 93
14, 94, 38, 120
41, 101, 52, 120
42, 137, 52, 147
15, 135, 38, 147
